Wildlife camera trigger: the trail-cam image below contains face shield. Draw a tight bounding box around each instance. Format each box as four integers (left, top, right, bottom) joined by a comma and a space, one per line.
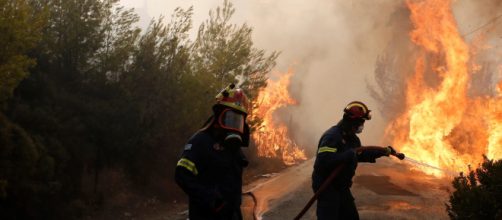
218, 109, 245, 134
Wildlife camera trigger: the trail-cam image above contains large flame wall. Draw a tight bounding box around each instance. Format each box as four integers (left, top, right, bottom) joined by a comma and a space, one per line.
386, 0, 502, 176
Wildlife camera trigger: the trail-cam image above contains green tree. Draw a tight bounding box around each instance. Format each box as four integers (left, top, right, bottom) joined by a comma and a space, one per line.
120, 7, 195, 192
4, 0, 142, 217
0, 0, 45, 104
191, 0, 278, 101
0, 0, 280, 217
0, 1, 53, 219
447, 157, 502, 220
93, 2, 141, 82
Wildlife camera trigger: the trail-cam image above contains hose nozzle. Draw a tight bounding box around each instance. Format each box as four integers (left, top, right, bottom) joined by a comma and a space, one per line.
393, 152, 405, 160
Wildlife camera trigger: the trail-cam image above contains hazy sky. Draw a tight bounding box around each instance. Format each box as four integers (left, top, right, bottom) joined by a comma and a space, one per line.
119, 0, 502, 148
119, 0, 248, 32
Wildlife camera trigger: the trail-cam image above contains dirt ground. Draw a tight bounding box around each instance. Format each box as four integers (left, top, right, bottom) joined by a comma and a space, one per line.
244, 158, 451, 220
160, 157, 452, 220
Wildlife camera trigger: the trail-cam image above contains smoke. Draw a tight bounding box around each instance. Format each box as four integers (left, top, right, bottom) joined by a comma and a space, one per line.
454, 0, 502, 37
454, 0, 502, 96
241, 0, 407, 149
121, 0, 502, 153
243, 0, 502, 152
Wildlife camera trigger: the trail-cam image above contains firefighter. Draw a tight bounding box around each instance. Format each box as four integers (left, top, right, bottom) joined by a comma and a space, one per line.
312, 101, 403, 220
175, 84, 251, 220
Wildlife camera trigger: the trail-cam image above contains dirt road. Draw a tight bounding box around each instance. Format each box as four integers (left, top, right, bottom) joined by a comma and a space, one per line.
242, 158, 451, 220
165, 157, 452, 220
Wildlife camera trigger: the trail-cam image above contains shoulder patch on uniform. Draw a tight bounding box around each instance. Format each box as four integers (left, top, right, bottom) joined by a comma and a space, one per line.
184, 144, 192, 150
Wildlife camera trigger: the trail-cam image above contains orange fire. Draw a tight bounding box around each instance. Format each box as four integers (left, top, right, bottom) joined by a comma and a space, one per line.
251, 70, 307, 165
386, 0, 502, 176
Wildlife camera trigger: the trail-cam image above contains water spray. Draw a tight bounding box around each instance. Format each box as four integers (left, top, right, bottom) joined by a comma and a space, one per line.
403, 156, 458, 176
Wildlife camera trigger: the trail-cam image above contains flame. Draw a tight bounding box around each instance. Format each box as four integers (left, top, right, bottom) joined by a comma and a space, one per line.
251, 70, 307, 165
386, 0, 502, 176
487, 80, 502, 159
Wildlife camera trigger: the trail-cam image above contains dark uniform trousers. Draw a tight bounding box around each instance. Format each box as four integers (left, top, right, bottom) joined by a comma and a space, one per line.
317, 188, 359, 220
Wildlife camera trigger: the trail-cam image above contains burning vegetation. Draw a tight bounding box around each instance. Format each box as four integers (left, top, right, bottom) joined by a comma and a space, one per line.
383, 0, 502, 176
251, 70, 307, 165
248, 0, 502, 176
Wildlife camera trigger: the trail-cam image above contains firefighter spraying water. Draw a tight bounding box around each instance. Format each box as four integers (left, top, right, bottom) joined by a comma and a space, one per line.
295, 101, 406, 220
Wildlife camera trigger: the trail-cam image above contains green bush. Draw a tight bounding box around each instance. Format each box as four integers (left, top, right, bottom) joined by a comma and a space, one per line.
447, 157, 502, 220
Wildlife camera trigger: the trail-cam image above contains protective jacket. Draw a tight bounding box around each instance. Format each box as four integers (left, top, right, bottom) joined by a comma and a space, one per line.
175, 130, 248, 220
312, 122, 388, 220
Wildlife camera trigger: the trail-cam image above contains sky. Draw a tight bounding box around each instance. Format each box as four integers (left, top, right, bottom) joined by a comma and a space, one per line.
119, 0, 502, 149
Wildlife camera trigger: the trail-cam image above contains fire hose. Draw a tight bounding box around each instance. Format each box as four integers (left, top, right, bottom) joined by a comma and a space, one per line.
293, 146, 405, 220
242, 191, 259, 220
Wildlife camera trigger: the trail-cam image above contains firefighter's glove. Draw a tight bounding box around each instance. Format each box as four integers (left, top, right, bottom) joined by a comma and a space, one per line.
386, 146, 405, 160
386, 146, 397, 155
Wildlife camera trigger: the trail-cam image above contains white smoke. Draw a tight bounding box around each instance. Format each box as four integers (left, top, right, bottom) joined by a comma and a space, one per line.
120, 0, 502, 153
